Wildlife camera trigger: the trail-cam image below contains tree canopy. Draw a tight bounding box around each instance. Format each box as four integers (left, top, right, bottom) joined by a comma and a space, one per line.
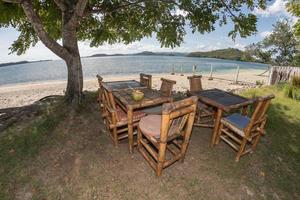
263, 20, 298, 66
0, 0, 266, 55
287, 0, 300, 37
245, 20, 299, 66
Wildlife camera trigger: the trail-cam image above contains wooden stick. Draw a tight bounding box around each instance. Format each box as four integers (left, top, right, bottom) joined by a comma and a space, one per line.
208, 64, 213, 80
234, 65, 240, 84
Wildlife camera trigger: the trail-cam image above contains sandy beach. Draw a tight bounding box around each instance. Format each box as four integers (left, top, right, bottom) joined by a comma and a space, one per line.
0, 69, 268, 109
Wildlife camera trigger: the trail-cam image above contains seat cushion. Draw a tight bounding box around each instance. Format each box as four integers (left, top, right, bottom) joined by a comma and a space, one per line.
116, 106, 146, 124
139, 115, 161, 138
222, 113, 250, 130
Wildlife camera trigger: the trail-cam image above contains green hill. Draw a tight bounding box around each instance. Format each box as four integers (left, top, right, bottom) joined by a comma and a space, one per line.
187, 48, 251, 61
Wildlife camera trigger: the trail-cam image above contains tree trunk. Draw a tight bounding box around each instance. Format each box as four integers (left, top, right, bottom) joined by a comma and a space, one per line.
65, 54, 83, 104
20, 0, 88, 106
62, 10, 84, 105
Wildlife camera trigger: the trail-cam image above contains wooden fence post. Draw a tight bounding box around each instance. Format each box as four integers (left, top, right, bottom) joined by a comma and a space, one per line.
234, 65, 240, 84
192, 65, 196, 75
171, 66, 175, 75
268, 66, 273, 85
208, 64, 213, 80
180, 66, 184, 76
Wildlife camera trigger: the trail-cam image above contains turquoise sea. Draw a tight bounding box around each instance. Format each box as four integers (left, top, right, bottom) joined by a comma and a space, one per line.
0, 55, 267, 86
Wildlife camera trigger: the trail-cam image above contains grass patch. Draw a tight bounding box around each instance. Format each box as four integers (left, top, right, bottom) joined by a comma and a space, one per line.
0, 98, 67, 199
241, 85, 300, 198
0, 88, 299, 199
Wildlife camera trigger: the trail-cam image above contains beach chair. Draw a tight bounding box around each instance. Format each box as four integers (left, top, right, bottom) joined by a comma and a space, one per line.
187, 75, 214, 128
160, 78, 176, 97
142, 78, 176, 115
187, 75, 203, 93
137, 96, 197, 176
215, 95, 275, 161
102, 87, 146, 146
140, 73, 152, 89
96, 74, 104, 113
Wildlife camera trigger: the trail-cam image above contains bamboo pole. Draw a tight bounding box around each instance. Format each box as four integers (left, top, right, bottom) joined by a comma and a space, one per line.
234, 65, 240, 84
192, 65, 196, 75
171, 66, 175, 75
180, 66, 184, 76
208, 64, 213, 80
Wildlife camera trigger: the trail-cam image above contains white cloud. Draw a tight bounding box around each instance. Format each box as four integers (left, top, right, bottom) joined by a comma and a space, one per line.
233, 43, 246, 49
259, 31, 272, 38
254, 0, 299, 25
254, 0, 288, 17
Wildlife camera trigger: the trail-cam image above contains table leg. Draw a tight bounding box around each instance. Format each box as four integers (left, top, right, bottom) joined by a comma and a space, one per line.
211, 108, 223, 146
127, 108, 134, 154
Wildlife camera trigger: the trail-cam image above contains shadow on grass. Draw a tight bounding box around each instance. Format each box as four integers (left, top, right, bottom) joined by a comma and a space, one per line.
0, 95, 67, 199
0, 89, 299, 199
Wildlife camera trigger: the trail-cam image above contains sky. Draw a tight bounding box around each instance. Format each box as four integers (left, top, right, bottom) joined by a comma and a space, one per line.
0, 0, 298, 63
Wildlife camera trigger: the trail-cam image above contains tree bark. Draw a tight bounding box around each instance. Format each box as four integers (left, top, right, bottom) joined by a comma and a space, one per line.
20, 0, 84, 104
65, 53, 83, 104
62, 8, 84, 104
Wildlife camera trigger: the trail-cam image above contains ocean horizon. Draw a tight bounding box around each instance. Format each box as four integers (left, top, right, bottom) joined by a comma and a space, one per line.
0, 55, 268, 86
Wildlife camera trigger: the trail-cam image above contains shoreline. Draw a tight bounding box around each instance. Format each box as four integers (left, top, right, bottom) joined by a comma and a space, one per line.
0, 69, 268, 109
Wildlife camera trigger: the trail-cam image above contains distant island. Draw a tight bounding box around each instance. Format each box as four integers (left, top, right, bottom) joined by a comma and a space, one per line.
0, 48, 262, 68
0, 60, 52, 68
87, 51, 187, 57
187, 48, 252, 62
88, 49, 257, 63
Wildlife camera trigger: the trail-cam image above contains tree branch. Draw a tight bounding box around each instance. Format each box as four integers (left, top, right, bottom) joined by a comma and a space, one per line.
67, 0, 89, 28
53, 0, 65, 11
219, 0, 237, 19
21, 0, 70, 59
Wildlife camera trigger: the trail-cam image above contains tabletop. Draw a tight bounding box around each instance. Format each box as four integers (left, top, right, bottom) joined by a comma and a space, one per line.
102, 80, 146, 91
113, 88, 172, 110
192, 88, 254, 112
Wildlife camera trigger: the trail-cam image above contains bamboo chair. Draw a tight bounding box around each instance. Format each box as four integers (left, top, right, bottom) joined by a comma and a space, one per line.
138, 96, 198, 176
142, 78, 176, 115
96, 74, 104, 112
187, 75, 203, 93
160, 78, 176, 97
102, 87, 146, 146
215, 95, 275, 161
187, 75, 214, 128
140, 73, 152, 89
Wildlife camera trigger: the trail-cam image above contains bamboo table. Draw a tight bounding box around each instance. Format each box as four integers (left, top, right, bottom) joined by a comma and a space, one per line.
113, 88, 173, 153
102, 80, 146, 91
191, 88, 254, 146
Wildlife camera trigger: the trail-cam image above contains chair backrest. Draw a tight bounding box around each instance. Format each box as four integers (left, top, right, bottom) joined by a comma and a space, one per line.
245, 94, 275, 135
160, 96, 198, 142
96, 74, 104, 99
102, 87, 120, 124
140, 73, 152, 89
187, 75, 203, 93
160, 78, 176, 97
96, 74, 104, 87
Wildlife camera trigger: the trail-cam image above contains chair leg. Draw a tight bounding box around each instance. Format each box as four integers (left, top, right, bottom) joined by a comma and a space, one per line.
252, 133, 262, 152
112, 127, 118, 146
215, 123, 224, 145
156, 143, 167, 177
180, 141, 189, 163
137, 126, 142, 150
235, 138, 247, 162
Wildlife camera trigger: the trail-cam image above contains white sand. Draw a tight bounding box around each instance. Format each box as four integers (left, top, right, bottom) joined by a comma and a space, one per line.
0, 69, 268, 109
